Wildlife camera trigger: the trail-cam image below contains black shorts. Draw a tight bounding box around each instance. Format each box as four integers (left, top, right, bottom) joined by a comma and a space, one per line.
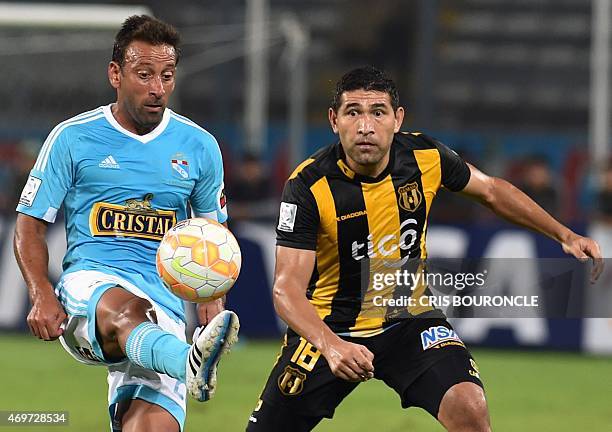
246, 318, 483, 431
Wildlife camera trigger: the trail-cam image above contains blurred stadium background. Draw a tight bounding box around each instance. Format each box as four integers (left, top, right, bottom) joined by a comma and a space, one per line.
0, 0, 611, 430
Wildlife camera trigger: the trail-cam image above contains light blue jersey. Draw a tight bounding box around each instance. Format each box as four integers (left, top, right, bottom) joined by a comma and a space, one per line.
16, 104, 228, 321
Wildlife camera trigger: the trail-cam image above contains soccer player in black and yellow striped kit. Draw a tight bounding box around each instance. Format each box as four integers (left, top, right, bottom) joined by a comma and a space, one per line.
246, 67, 603, 432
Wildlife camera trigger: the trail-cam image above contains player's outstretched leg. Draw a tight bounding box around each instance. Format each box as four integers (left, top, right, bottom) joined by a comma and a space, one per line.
96, 287, 239, 402
186, 310, 240, 401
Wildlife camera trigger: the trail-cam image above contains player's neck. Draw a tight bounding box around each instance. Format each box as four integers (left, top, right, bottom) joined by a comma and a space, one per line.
345, 153, 390, 178
111, 103, 158, 136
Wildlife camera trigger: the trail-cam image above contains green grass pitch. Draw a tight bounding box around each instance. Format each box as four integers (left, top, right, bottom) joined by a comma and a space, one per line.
0, 334, 610, 431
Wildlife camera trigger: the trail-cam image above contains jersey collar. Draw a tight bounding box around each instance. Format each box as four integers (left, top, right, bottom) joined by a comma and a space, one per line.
103, 104, 170, 143
334, 140, 396, 184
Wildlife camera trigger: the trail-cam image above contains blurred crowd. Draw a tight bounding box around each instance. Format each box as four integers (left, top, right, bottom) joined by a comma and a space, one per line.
1, 0, 604, 231
429, 149, 612, 229
2, 136, 612, 231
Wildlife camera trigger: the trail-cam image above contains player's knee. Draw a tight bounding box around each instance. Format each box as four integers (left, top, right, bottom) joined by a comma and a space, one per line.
96, 287, 157, 340
457, 402, 490, 432
438, 382, 490, 432
113, 297, 157, 330
246, 399, 320, 432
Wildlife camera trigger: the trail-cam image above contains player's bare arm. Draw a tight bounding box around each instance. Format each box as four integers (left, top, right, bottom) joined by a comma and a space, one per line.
14, 213, 66, 341
461, 163, 603, 282
273, 245, 374, 382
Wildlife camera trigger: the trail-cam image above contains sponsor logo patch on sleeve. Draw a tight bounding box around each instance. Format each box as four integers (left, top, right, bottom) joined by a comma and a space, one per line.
215, 183, 228, 219
19, 176, 42, 207
219, 188, 227, 209
278, 202, 297, 232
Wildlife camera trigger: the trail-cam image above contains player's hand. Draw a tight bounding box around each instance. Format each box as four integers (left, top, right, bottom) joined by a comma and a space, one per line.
27, 292, 66, 341
197, 297, 225, 325
562, 234, 604, 283
322, 339, 374, 382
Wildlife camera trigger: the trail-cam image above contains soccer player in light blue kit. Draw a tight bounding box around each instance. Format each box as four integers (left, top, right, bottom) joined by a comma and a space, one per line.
14, 15, 239, 432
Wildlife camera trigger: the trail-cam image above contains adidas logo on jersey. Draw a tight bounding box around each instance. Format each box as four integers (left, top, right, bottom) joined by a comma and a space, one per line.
99, 155, 120, 169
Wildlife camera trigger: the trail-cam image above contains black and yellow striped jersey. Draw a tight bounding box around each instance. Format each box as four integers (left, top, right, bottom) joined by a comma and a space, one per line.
276, 132, 471, 337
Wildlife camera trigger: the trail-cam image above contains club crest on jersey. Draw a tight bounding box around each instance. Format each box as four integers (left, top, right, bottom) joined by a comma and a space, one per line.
89, 193, 176, 241
171, 157, 189, 179
420, 326, 464, 350
398, 182, 422, 212
278, 365, 306, 396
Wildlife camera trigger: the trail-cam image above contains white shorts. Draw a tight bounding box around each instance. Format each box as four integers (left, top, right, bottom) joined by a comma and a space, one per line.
56, 270, 187, 430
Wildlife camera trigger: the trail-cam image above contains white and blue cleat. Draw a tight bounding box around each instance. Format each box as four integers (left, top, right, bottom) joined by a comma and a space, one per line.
186, 310, 240, 402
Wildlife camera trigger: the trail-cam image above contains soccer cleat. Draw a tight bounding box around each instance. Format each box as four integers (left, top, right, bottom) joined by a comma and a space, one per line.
186, 310, 240, 402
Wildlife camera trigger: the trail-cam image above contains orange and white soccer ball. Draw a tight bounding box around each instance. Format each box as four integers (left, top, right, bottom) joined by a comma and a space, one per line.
156, 218, 241, 302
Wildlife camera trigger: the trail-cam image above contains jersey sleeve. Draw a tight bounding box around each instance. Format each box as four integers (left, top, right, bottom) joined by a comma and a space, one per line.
190, 134, 228, 223
433, 139, 471, 192
276, 175, 320, 250
16, 129, 74, 223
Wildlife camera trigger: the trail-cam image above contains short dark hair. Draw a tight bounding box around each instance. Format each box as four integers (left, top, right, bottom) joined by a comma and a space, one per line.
331, 66, 399, 111
112, 15, 181, 66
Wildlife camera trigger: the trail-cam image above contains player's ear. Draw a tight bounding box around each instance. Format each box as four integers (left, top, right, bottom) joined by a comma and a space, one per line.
108, 61, 121, 89
328, 107, 339, 134
393, 106, 405, 133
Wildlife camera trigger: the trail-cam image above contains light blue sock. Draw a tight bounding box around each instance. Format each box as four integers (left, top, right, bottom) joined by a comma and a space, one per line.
125, 322, 189, 382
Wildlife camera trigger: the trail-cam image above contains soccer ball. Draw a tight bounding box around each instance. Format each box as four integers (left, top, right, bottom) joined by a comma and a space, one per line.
156, 218, 241, 303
